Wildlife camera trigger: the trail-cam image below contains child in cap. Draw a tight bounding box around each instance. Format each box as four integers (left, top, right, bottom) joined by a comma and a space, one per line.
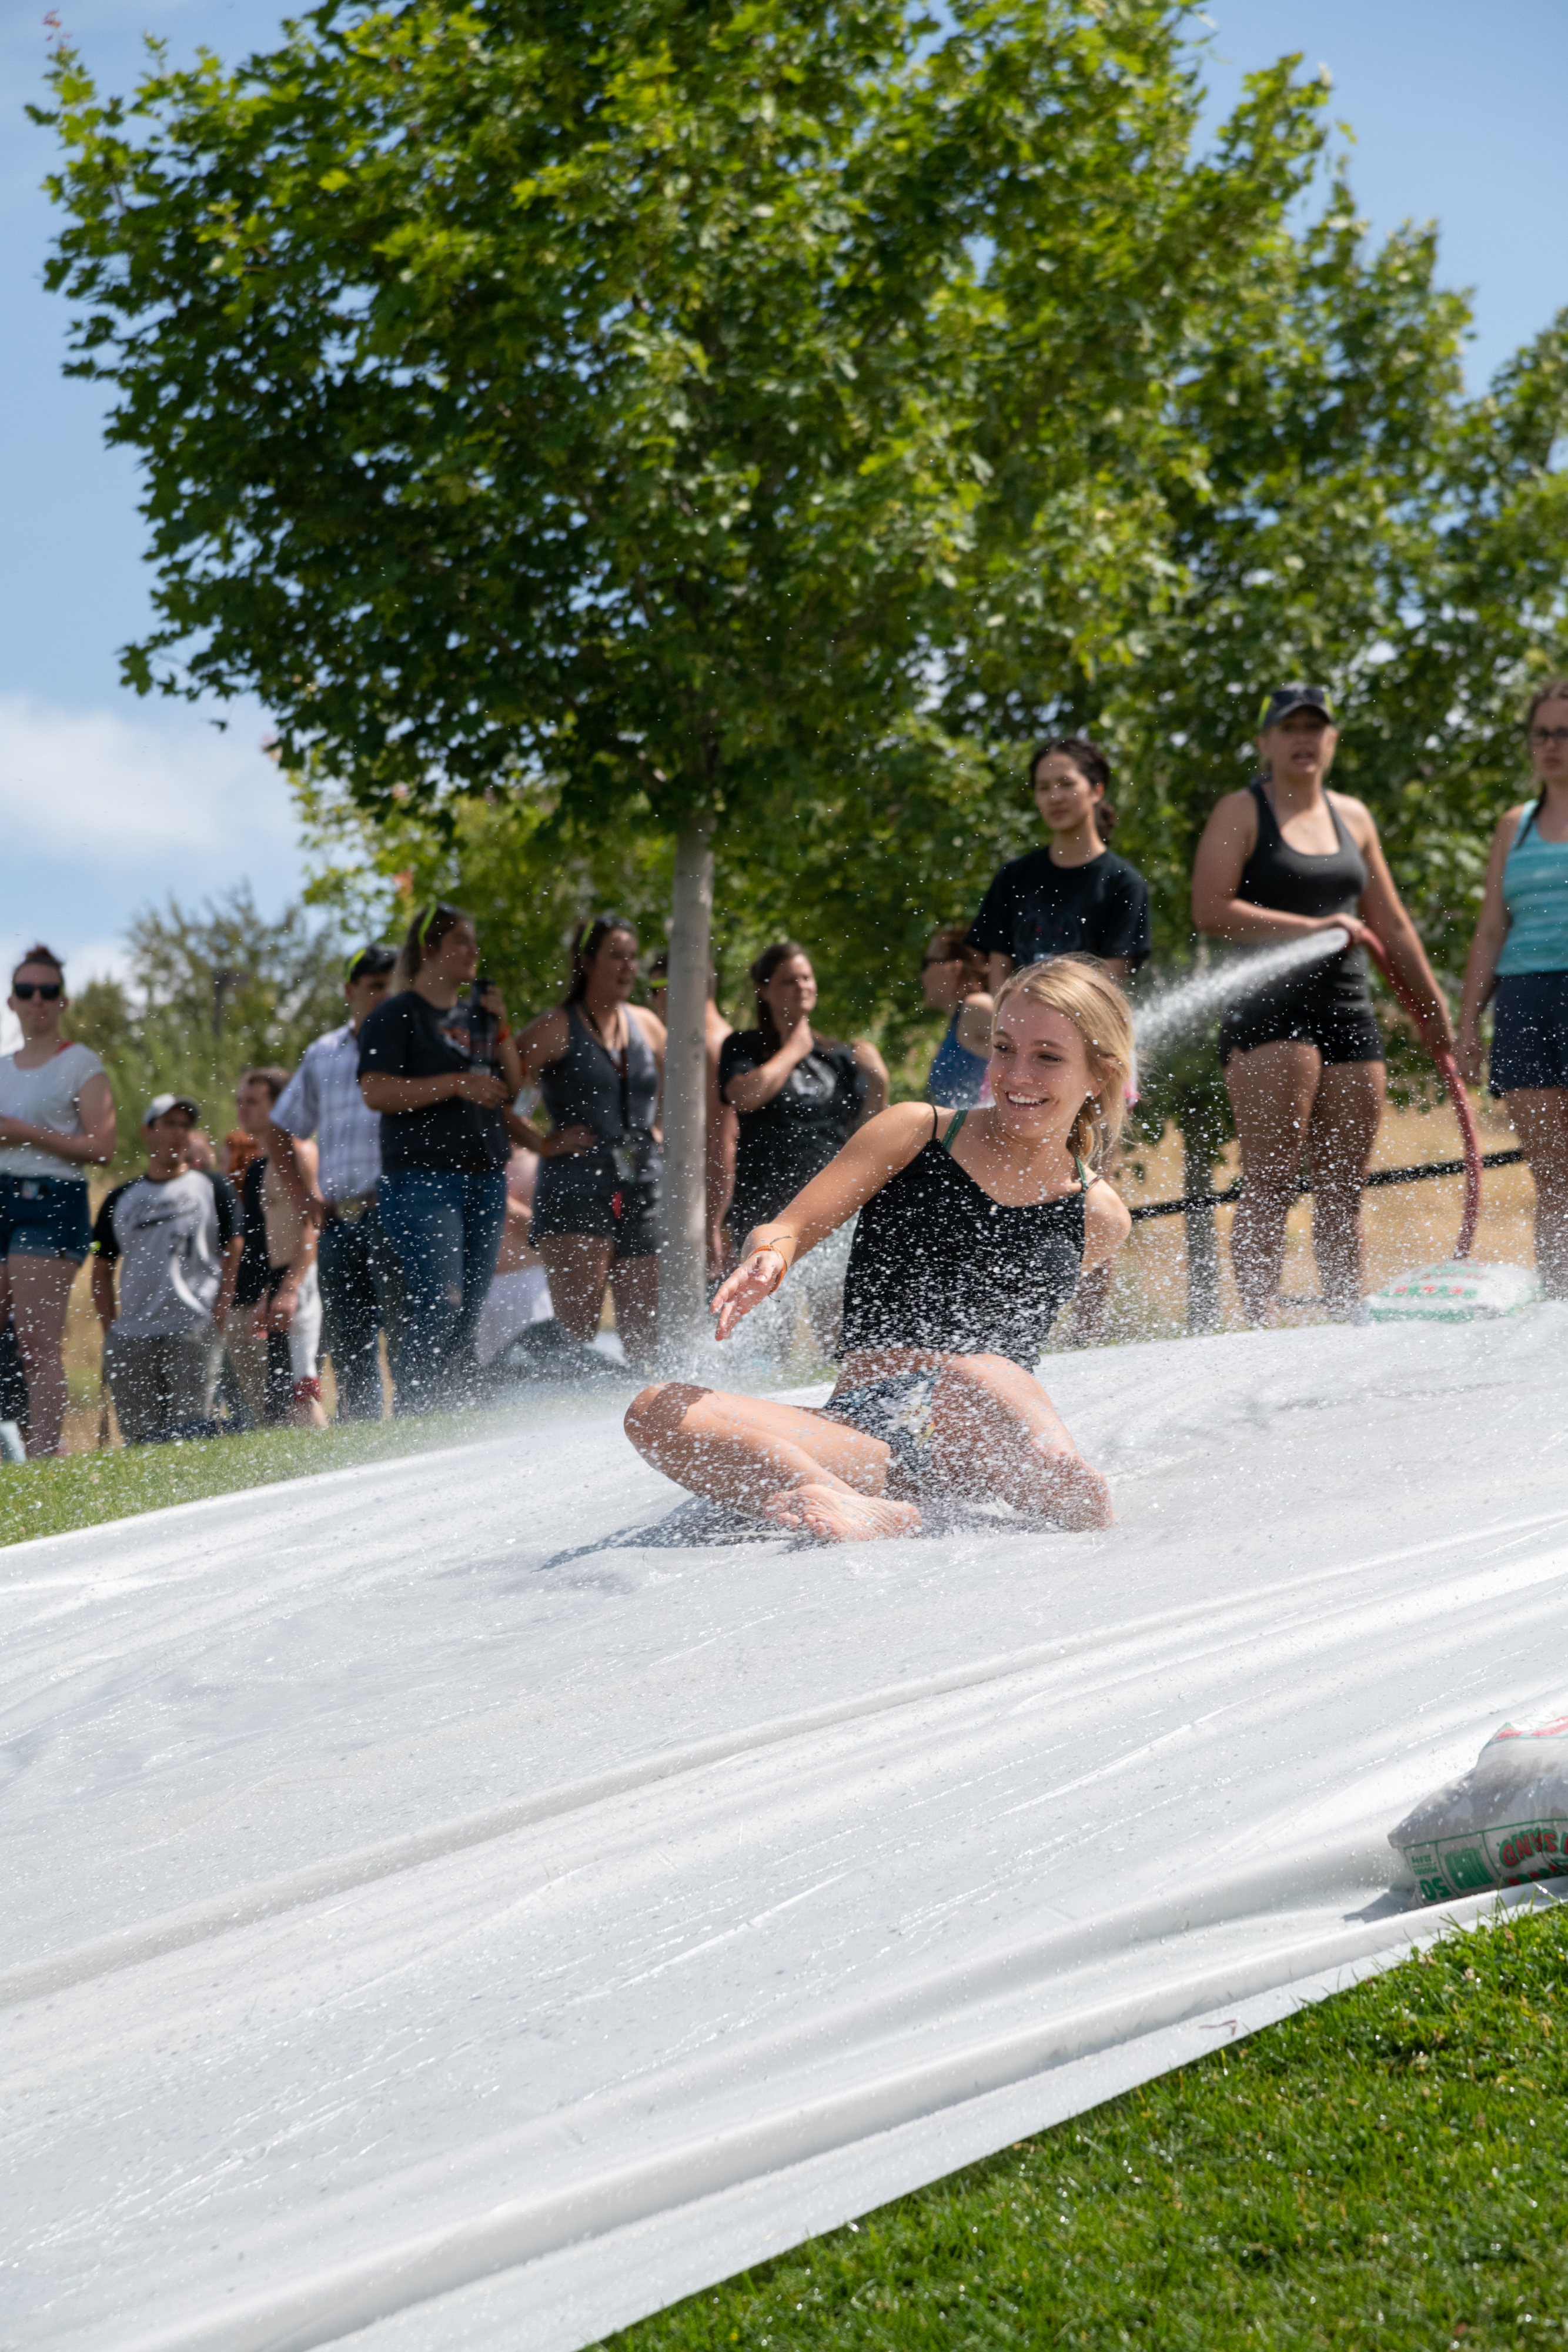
91, 1095, 244, 1443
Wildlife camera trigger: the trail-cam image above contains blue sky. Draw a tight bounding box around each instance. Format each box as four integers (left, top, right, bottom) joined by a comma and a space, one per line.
2, 0, 1563, 1017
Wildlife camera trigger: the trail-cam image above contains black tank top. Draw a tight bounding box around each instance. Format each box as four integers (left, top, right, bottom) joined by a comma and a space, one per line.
838, 1110, 1086, 1367
1231, 779, 1372, 1016
540, 1003, 659, 1142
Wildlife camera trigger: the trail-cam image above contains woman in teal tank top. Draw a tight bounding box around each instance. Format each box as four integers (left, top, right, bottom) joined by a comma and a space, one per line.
1458, 679, 1568, 1295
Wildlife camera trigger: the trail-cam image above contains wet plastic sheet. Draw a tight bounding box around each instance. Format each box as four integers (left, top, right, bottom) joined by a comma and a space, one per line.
8, 1313, 1568, 2351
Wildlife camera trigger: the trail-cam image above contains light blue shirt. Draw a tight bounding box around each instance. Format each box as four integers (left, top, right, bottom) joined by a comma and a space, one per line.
272, 1022, 383, 1202
1497, 803, 1568, 977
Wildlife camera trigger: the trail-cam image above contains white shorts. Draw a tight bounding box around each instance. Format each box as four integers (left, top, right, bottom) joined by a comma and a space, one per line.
476, 1264, 552, 1365
286, 1265, 323, 1383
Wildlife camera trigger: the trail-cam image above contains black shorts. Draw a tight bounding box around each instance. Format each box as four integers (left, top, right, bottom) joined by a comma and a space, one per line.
1489, 971, 1568, 1095
1219, 995, 1383, 1068
531, 1145, 661, 1259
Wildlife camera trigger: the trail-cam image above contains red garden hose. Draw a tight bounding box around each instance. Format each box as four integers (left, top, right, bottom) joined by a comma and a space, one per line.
1358, 930, 1481, 1261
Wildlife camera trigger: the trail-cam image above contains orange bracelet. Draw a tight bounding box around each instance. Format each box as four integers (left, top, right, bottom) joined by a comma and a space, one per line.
755, 1242, 789, 1294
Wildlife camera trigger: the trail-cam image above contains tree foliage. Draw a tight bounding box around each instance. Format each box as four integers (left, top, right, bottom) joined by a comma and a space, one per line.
38, 2, 1323, 818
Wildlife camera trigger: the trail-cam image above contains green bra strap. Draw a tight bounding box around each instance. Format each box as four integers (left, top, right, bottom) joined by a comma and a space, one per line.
940, 1108, 969, 1156
1076, 1156, 1091, 1191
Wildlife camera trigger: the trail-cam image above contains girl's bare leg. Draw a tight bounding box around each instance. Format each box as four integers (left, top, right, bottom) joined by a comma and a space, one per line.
1507, 1088, 1568, 1299
2, 1252, 76, 1455
608, 1251, 660, 1371
624, 1382, 921, 1542
1307, 1058, 1385, 1318
1225, 1040, 1320, 1324
928, 1352, 1112, 1529
539, 1235, 615, 1344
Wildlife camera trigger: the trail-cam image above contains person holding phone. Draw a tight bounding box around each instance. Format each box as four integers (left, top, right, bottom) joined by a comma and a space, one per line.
357, 903, 523, 1409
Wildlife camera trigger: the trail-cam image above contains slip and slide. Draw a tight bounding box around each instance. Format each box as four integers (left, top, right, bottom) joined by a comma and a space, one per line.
7, 1308, 1568, 2351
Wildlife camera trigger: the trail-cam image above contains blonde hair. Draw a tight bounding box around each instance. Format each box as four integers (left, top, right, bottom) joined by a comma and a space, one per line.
991, 954, 1134, 1169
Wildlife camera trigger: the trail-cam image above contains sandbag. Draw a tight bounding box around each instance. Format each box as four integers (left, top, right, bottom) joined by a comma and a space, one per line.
1390, 1712, 1568, 1901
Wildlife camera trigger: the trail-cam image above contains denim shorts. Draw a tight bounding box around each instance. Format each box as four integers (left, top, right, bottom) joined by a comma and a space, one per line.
531, 1144, 661, 1259
1490, 971, 1568, 1095
0, 1171, 91, 1262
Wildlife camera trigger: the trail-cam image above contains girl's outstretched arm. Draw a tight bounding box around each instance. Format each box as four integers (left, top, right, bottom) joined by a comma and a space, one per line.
711, 1101, 940, 1340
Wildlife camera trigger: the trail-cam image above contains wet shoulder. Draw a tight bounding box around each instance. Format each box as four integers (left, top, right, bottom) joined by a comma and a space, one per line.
1085, 1174, 1131, 1251
864, 1099, 942, 1177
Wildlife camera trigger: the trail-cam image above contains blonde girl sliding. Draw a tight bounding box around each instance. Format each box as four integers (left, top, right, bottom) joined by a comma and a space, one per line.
624, 956, 1132, 1542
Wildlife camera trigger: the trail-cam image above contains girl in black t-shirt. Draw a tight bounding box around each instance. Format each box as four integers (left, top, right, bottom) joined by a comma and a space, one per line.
719, 943, 888, 1239
358, 904, 524, 1411
967, 739, 1151, 992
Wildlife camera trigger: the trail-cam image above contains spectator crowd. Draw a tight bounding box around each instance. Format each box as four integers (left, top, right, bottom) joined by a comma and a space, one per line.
5, 679, 1568, 1453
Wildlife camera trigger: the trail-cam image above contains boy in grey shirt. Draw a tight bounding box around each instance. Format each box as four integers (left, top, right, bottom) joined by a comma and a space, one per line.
91, 1095, 243, 1443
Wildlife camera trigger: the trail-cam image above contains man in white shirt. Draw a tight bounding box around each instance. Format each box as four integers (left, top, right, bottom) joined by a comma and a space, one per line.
268, 946, 396, 1418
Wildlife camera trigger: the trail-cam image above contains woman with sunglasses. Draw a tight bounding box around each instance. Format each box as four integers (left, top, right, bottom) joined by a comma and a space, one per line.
358, 903, 523, 1410
0, 944, 116, 1452
1457, 680, 1568, 1296
920, 927, 994, 1107
517, 916, 666, 1370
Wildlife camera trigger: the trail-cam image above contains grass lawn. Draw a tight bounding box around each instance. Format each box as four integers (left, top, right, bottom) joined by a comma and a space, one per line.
599, 1899, 1568, 2351
0, 1412, 480, 1548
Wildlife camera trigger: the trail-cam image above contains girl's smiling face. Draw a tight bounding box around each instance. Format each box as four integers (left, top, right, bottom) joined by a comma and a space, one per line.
987, 995, 1094, 1148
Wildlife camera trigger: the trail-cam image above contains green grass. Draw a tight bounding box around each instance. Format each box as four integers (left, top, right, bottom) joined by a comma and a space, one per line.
0, 1413, 482, 1548
598, 1899, 1568, 2351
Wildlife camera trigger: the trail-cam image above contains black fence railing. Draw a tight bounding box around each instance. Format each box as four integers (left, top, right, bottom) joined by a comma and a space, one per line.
1128, 1147, 1527, 1225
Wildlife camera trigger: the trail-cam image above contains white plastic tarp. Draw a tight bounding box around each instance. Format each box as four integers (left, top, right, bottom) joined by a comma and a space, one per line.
7, 1313, 1568, 2352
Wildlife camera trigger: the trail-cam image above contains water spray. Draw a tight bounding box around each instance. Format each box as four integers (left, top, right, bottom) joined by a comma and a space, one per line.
1131, 930, 1347, 1063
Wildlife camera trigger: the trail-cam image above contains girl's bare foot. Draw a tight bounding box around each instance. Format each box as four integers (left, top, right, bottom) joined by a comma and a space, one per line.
1029, 1450, 1113, 1531
762, 1481, 923, 1544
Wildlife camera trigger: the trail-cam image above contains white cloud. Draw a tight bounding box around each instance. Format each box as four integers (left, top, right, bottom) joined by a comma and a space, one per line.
0, 690, 297, 857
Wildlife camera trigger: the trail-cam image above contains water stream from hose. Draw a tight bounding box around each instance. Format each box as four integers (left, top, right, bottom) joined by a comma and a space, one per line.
1132, 929, 1349, 1066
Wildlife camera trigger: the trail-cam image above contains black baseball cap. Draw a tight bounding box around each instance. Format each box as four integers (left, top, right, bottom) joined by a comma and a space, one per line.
346, 944, 397, 985
1259, 684, 1335, 729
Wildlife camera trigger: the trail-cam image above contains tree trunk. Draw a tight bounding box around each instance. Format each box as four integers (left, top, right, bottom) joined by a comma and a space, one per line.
659, 818, 716, 1361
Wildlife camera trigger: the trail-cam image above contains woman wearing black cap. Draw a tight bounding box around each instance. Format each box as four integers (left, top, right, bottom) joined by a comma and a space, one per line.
517, 916, 666, 1369
1191, 686, 1452, 1324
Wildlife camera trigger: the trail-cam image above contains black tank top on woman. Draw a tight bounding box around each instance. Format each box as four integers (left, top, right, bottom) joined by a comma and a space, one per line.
838, 1110, 1086, 1367
1225, 778, 1374, 1028
539, 1003, 660, 1144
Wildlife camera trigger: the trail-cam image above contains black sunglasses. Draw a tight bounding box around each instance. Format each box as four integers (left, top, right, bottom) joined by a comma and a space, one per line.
12, 982, 62, 1001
